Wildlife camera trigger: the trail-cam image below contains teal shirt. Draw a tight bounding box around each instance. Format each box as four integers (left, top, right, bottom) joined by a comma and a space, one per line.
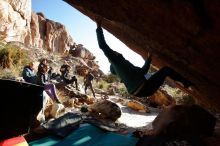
96, 26, 152, 93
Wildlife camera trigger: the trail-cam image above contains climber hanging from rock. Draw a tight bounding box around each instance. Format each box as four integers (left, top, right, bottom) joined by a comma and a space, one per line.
95, 16, 193, 97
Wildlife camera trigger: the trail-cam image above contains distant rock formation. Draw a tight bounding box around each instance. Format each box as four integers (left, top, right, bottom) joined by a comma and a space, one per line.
31, 12, 74, 53
70, 44, 102, 76
70, 44, 95, 60
0, 0, 31, 44
0, 0, 74, 53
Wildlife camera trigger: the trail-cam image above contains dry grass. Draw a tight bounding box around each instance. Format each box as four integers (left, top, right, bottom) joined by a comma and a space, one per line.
95, 80, 110, 90
0, 42, 31, 78
162, 85, 195, 105
56, 89, 70, 103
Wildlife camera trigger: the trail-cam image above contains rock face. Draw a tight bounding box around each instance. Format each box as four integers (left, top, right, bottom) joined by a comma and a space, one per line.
0, 0, 74, 53
31, 12, 74, 53
64, 0, 220, 111
70, 44, 101, 76
0, 0, 31, 43
148, 90, 175, 107
70, 44, 95, 60
88, 99, 122, 122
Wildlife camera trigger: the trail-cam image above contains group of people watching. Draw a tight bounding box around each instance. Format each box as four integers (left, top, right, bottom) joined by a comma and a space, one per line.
22, 58, 96, 103
22, 59, 60, 103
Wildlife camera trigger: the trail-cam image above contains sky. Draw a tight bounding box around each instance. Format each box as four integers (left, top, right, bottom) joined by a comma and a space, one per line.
32, 0, 144, 73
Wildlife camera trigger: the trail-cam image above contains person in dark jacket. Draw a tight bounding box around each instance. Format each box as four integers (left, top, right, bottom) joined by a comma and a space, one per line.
84, 70, 95, 97
36, 64, 60, 103
95, 18, 192, 97
60, 61, 78, 90
38, 58, 48, 74
22, 62, 36, 84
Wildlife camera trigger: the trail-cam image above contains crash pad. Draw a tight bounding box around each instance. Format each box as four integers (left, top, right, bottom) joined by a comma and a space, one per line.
29, 124, 138, 146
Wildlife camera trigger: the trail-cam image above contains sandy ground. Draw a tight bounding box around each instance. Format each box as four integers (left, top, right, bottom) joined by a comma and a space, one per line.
82, 87, 159, 130
107, 96, 159, 130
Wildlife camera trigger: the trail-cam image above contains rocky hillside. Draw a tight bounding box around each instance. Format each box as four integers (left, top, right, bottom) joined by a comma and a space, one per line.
0, 0, 72, 53
0, 0, 101, 75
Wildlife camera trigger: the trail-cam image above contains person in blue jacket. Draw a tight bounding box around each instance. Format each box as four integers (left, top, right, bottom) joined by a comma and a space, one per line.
22, 62, 36, 84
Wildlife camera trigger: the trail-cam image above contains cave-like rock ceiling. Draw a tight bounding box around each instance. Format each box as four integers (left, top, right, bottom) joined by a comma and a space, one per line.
64, 0, 220, 112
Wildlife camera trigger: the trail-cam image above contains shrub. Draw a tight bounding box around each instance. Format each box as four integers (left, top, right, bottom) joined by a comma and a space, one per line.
0, 43, 31, 78
117, 87, 130, 98
162, 84, 195, 105
175, 95, 195, 105
96, 80, 110, 90
104, 73, 120, 83
0, 68, 19, 79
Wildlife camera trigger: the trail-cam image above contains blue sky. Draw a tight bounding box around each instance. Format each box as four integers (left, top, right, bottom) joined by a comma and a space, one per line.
32, 0, 144, 73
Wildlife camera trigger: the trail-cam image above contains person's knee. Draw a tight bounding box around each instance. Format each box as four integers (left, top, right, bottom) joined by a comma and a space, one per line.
50, 83, 55, 88
47, 84, 56, 90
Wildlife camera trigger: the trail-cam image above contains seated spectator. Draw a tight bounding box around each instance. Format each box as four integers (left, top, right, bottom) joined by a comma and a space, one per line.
22, 62, 36, 84
38, 58, 48, 73
36, 64, 60, 103
60, 61, 79, 90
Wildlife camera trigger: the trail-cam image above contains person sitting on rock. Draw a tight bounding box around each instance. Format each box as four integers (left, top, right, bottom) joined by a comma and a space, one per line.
36, 64, 60, 103
84, 70, 95, 98
95, 17, 193, 97
38, 58, 48, 73
60, 61, 79, 90
22, 62, 36, 84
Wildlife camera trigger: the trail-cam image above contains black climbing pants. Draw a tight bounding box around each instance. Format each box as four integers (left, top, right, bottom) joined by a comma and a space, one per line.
134, 67, 191, 97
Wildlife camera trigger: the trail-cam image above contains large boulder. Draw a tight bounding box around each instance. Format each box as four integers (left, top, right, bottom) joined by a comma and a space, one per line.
70, 44, 95, 60
88, 99, 122, 122
152, 104, 216, 137
31, 12, 74, 53
64, 0, 220, 111
127, 100, 150, 113
0, 0, 31, 43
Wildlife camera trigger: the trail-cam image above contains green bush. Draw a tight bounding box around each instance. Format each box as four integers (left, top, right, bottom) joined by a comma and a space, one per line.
117, 86, 130, 98
0, 43, 31, 78
175, 95, 195, 105
96, 80, 110, 90
104, 73, 120, 83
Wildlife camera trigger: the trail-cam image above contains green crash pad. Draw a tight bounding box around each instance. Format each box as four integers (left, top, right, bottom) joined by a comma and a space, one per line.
29, 124, 138, 146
